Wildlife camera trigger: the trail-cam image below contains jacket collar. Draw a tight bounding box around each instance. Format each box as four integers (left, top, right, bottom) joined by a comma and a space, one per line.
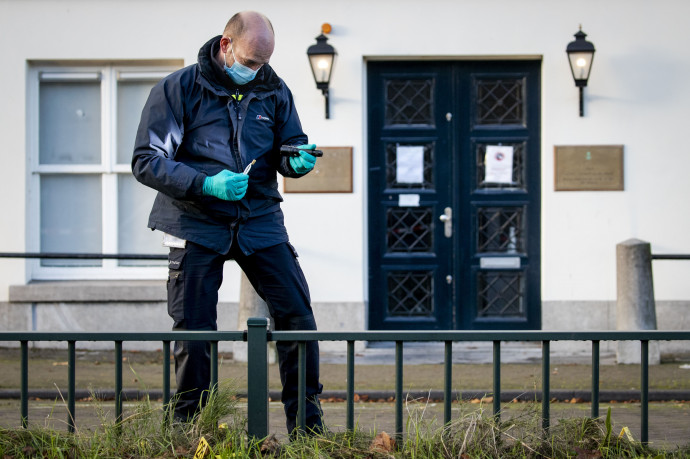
197, 35, 282, 96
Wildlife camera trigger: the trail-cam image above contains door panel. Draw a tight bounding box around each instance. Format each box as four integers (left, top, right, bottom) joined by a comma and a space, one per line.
367, 64, 452, 330
367, 60, 540, 330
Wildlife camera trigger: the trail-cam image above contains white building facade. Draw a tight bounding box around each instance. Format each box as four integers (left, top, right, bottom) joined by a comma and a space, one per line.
1, 0, 688, 356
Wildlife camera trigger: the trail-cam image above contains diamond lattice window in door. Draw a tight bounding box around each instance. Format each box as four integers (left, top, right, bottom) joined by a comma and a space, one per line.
386, 207, 433, 253
477, 271, 525, 318
385, 79, 435, 127
387, 271, 434, 317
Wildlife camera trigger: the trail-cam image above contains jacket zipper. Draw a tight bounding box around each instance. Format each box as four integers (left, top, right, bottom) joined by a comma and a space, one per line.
232, 89, 243, 120
231, 89, 243, 170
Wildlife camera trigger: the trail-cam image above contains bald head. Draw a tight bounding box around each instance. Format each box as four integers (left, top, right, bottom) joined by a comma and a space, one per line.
223, 11, 274, 39
219, 11, 275, 71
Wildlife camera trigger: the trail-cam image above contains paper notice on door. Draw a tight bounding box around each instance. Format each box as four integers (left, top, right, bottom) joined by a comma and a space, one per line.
485, 145, 514, 184
398, 194, 420, 207
396, 145, 424, 184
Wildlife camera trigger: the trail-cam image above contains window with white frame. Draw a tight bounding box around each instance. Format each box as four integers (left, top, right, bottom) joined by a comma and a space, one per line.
29, 64, 181, 280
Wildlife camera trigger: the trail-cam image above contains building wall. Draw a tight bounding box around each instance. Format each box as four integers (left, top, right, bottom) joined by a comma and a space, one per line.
1, 1, 689, 337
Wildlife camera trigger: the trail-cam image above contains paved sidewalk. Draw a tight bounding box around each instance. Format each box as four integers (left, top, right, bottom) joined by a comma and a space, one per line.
321, 340, 614, 365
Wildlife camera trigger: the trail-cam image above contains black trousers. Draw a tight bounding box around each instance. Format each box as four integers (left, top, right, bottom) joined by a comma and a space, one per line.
167, 240, 323, 433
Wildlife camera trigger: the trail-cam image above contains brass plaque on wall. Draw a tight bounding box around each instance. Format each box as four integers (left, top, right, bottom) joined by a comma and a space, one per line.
284, 146, 353, 193
554, 145, 624, 191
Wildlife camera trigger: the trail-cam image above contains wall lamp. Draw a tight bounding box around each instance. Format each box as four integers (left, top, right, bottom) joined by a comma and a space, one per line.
307, 23, 337, 119
566, 26, 595, 117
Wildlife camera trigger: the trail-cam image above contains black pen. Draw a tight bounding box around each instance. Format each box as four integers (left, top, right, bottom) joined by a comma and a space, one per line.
279, 145, 323, 157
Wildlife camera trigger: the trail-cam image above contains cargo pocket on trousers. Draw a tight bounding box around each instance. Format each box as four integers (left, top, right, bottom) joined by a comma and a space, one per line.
167, 248, 186, 323
286, 242, 300, 263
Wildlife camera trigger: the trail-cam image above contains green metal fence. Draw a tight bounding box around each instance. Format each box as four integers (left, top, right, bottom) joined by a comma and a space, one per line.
1, 323, 689, 444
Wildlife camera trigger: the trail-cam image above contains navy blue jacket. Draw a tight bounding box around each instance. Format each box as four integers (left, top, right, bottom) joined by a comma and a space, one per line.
132, 36, 309, 255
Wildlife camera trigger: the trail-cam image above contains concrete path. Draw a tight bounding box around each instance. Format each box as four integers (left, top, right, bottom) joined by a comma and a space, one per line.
320, 341, 617, 365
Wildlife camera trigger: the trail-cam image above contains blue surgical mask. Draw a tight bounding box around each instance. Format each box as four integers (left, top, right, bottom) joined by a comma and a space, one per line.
224, 44, 260, 85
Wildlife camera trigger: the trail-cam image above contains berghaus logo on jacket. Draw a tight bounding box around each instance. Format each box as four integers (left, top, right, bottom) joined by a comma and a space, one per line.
256, 115, 271, 122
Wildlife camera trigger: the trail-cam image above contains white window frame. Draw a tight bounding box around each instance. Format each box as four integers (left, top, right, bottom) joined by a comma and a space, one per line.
27, 63, 180, 280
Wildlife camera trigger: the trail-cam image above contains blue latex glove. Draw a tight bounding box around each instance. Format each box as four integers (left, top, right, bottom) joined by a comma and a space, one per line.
289, 144, 317, 174
202, 170, 248, 201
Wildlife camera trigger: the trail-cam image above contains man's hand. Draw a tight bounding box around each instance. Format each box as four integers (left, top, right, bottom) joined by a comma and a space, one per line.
289, 144, 317, 174
203, 170, 248, 201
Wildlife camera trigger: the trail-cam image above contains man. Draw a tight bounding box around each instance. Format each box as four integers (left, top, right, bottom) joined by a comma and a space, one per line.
131, 11, 323, 435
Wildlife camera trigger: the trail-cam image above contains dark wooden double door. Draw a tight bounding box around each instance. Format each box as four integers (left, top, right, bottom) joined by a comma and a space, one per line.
367, 60, 541, 330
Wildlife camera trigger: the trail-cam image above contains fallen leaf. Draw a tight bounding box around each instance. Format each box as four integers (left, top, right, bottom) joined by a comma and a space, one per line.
574, 446, 602, 458
483, 396, 493, 403
52, 362, 68, 366
370, 431, 396, 453
260, 434, 282, 455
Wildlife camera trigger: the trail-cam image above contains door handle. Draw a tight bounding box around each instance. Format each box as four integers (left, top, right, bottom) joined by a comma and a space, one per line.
439, 207, 452, 238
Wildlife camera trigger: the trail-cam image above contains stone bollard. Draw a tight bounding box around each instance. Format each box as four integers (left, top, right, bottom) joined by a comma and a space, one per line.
233, 272, 277, 363
616, 239, 660, 364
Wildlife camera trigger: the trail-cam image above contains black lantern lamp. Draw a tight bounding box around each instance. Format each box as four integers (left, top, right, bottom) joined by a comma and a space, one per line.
566, 26, 595, 117
307, 23, 337, 119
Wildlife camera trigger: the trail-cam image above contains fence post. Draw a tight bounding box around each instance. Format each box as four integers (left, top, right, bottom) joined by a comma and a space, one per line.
346, 340, 355, 431
235, 273, 277, 363
542, 340, 550, 434
395, 341, 403, 440
246, 317, 269, 440
115, 341, 123, 426
616, 239, 660, 364
68, 341, 76, 433
21, 341, 28, 428
641, 340, 649, 443
493, 340, 501, 420
163, 341, 171, 408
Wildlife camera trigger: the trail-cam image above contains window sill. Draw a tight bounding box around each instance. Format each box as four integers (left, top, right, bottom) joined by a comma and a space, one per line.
9, 280, 166, 303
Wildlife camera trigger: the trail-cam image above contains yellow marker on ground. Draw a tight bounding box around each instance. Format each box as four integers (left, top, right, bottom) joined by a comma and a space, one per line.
194, 437, 211, 459
619, 426, 634, 442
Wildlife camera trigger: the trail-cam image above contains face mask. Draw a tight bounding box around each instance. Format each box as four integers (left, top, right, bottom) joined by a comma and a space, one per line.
224, 43, 260, 85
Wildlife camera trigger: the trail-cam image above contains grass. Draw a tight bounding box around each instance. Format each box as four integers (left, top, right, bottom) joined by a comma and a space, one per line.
1, 387, 689, 458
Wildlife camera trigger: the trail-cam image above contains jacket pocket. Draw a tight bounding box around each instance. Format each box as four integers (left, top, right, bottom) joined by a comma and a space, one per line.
167, 248, 186, 323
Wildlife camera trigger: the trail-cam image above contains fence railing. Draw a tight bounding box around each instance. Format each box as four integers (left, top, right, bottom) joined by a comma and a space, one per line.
2, 324, 689, 444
